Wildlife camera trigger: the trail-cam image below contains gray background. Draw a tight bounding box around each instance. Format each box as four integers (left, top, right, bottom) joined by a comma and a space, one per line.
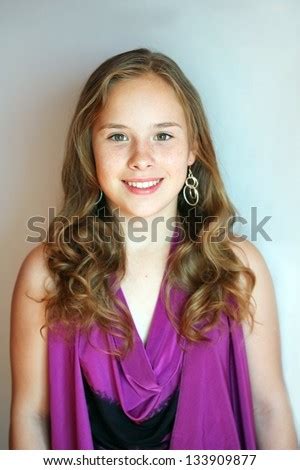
1, 0, 299, 449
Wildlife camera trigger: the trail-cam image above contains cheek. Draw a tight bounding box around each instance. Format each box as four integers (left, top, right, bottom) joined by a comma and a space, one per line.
93, 146, 118, 182
95, 161, 115, 189
164, 149, 189, 175
164, 141, 189, 163
94, 161, 111, 194
169, 157, 189, 190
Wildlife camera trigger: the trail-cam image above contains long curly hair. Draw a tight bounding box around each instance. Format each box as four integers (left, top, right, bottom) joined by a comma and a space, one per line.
40, 48, 256, 359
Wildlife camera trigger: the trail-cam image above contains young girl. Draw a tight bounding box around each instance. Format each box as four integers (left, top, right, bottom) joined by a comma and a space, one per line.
9, 48, 297, 450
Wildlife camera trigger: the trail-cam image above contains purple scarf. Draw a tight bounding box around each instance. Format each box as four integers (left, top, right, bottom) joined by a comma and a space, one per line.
48, 231, 257, 450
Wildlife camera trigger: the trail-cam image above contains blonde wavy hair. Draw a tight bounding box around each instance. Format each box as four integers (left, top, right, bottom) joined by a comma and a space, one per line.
40, 48, 256, 358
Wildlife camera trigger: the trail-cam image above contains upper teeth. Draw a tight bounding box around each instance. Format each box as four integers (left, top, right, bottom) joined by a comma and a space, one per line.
126, 179, 161, 188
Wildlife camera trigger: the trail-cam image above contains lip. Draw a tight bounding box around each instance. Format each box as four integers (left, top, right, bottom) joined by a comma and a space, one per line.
122, 178, 164, 195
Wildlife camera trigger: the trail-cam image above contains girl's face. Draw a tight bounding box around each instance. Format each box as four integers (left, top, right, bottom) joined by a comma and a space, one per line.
91, 73, 196, 222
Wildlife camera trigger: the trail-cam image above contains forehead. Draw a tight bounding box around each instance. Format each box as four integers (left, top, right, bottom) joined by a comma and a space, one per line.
98, 73, 186, 122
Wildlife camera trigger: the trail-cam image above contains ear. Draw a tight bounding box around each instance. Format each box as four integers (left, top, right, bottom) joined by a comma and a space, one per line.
188, 150, 196, 166
188, 142, 197, 166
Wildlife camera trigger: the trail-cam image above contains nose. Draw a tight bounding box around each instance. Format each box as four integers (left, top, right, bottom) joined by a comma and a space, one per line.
127, 140, 155, 170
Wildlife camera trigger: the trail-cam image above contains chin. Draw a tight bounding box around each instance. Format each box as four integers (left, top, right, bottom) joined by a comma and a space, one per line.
123, 209, 161, 219
107, 197, 176, 221
119, 204, 168, 220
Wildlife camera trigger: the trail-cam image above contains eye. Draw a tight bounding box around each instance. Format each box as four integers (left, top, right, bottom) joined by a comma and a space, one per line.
108, 133, 128, 142
155, 132, 173, 141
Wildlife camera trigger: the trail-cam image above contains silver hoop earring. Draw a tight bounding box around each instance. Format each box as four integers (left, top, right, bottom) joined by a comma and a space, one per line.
94, 189, 103, 205
183, 167, 199, 206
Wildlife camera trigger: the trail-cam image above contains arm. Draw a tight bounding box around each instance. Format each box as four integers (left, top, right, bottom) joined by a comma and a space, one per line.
9, 244, 53, 449
231, 239, 298, 449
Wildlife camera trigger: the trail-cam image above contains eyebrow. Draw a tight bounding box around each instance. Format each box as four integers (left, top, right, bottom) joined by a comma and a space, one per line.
98, 121, 182, 131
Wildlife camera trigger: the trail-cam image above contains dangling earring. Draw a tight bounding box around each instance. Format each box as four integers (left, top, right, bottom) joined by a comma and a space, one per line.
94, 189, 103, 205
183, 166, 199, 206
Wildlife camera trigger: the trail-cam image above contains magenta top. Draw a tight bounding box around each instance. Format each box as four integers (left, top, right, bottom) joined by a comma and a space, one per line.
47, 229, 257, 450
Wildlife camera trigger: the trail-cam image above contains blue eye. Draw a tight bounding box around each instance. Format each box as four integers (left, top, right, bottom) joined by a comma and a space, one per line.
107, 132, 173, 142
108, 133, 128, 142
155, 133, 173, 141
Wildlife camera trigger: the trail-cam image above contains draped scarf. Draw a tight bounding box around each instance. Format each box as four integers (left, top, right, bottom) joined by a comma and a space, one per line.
48, 228, 257, 450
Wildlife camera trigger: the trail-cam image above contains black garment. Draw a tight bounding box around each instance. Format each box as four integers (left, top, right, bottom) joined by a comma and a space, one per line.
82, 373, 179, 450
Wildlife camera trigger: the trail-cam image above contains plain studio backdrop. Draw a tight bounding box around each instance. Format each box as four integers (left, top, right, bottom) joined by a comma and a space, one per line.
0, 0, 299, 449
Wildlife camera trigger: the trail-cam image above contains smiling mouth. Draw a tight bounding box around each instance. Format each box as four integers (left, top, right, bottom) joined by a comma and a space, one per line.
122, 178, 163, 188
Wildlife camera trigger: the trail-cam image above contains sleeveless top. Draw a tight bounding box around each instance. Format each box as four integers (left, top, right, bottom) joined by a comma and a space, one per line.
81, 270, 184, 450
47, 228, 257, 450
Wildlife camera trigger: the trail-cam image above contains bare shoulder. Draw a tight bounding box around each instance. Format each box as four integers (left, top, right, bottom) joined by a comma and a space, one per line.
11, 242, 53, 346
229, 235, 269, 273
228, 235, 277, 303
228, 235, 277, 330
13, 243, 54, 302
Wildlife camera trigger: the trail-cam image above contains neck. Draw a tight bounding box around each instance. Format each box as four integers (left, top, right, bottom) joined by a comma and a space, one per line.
117, 207, 179, 253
